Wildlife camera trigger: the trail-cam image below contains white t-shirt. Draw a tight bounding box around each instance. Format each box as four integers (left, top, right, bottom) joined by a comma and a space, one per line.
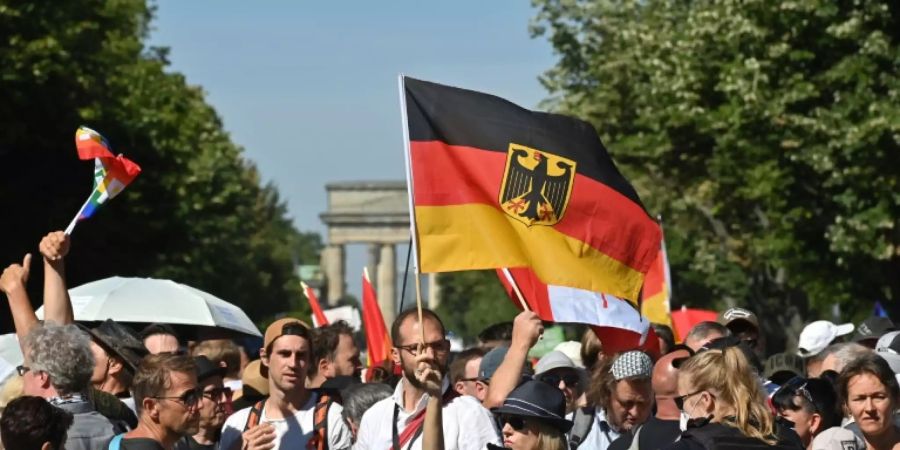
220, 393, 351, 450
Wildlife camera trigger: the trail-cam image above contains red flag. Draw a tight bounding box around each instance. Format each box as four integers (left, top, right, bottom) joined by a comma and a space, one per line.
301, 281, 329, 328
670, 307, 718, 342
362, 268, 392, 368
640, 228, 673, 328
497, 268, 658, 356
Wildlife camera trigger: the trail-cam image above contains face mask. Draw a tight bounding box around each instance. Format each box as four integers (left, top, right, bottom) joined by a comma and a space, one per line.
679, 410, 691, 432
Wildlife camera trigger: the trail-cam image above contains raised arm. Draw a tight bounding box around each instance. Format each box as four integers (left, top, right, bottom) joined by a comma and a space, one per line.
39, 231, 73, 325
416, 343, 445, 450
0, 254, 38, 350
483, 311, 542, 409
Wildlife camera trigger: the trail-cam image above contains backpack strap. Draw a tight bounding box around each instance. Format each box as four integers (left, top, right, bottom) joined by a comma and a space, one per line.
107, 434, 124, 450
568, 407, 595, 450
307, 392, 332, 450
243, 399, 268, 432
627, 424, 643, 450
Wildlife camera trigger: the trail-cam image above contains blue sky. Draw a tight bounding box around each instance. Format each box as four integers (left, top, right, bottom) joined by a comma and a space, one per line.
149, 1, 556, 298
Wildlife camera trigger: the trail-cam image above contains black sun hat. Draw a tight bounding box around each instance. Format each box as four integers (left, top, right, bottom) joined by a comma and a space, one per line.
491, 380, 573, 432
80, 319, 147, 374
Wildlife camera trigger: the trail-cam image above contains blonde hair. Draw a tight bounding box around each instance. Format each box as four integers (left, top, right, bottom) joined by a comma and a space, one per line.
679, 346, 775, 444
534, 420, 567, 450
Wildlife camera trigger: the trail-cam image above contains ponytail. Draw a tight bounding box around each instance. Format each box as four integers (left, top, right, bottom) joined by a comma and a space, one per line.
680, 347, 776, 444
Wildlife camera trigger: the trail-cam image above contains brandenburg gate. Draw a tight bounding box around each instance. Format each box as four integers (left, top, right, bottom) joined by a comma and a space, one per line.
319, 181, 440, 325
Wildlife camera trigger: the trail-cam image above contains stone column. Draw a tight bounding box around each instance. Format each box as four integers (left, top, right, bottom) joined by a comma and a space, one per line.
428, 272, 441, 309
321, 244, 345, 306
377, 244, 397, 326
367, 244, 381, 286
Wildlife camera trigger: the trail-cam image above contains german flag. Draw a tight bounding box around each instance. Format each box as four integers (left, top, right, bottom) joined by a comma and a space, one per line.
402, 77, 661, 301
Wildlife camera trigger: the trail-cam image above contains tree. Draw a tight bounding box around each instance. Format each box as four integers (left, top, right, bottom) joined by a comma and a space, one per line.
0, 1, 319, 329
436, 270, 520, 341
531, 0, 899, 349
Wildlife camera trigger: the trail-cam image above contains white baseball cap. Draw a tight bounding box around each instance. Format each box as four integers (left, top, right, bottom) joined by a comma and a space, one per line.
798, 320, 855, 358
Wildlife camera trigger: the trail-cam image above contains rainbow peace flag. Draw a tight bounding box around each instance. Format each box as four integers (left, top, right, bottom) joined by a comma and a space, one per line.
65, 127, 141, 234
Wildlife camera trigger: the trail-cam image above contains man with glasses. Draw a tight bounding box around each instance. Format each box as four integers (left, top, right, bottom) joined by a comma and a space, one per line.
113, 353, 201, 450
17, 323, 119, 450
174, 356, 231, 450
219, 318, 351, 450
449, 347, 487, 398
355, 308, 500, 450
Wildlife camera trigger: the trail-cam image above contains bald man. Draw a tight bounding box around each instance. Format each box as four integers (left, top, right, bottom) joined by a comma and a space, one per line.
609, 349, 689, 450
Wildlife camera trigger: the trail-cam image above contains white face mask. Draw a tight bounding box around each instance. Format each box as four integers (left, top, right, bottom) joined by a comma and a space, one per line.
678, 394, 702, 432
679, 410, 691, 432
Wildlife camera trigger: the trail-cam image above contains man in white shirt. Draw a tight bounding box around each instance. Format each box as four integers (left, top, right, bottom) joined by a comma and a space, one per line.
219, 318, 351, 450
354, 308, 500, 450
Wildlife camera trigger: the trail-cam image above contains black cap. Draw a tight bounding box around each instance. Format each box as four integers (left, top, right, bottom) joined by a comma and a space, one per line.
193, 356, 227, 382
764, 352, 806, 383
81, 319, 147, 374
854, 316, 896, 342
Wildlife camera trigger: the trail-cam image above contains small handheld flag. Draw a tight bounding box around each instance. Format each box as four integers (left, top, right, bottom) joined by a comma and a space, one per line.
302, 281, 329, 327
65, 127, 141, 235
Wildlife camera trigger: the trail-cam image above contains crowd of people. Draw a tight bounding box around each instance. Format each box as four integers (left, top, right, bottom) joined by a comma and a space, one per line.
1, 231, 900, 450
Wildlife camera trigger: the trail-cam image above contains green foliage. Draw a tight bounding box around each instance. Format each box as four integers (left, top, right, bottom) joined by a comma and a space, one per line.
530, 0, 899, 342
0, 0, 319, 327
436, 270, 521, 341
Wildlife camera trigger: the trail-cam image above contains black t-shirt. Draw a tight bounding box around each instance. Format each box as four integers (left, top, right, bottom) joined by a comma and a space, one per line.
173, 436, 217, 450
118, 437, 165, 450
609, 417, 681, 450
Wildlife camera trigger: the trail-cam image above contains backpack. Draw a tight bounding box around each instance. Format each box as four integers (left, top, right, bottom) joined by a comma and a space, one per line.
568, 407, 596, 450
241, 393, 333, 450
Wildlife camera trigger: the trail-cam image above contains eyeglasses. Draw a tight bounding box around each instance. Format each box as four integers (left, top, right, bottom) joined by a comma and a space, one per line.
396, 339, 451, 356
539, 372, 580, 387
153, 388, 201, 409
674, 390, 705, 410
499, 415, 527, 431
15, 365, 30, 377
201, 387, 233, 403
778, 376, 816, 410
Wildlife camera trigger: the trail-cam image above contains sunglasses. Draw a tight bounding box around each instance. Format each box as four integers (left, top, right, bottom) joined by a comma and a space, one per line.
396, 339, 451, 356
499, 415, 527, 431
201, 387, 233, 402
153, 388, 201, 409
674, 390, 704, 410
15, 365, 31, 377
539, 372, 580, 387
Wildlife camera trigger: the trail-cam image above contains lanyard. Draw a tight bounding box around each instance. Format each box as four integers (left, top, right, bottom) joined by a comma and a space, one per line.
392, 404, 425, 450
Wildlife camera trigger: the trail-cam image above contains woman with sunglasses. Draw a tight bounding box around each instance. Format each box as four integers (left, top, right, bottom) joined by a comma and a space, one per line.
489, 380, 572, 450
837, 353, 900, 450
772, 377, 840, 449
663, 346, 802, 449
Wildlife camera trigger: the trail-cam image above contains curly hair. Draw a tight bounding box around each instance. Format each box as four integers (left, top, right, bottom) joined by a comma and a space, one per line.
0, 395, 73, 450
25, 323, 94, 395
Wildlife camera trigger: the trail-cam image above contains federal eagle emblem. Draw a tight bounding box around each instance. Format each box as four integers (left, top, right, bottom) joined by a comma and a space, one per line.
499, 143, 576, 226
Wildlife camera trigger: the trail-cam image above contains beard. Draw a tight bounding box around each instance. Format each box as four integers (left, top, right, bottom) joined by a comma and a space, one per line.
400, 355, 447, 390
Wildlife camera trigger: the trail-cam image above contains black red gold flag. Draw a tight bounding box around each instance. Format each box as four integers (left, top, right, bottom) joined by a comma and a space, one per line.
401, 77, 661, 301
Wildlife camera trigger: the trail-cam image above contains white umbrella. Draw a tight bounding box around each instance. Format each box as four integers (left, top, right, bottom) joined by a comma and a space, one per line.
0, 334, 23, 383
36, 277, 262, 338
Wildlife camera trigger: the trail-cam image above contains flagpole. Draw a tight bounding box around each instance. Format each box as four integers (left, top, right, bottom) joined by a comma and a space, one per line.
64, 185, 99, 236
398, 73, 426, 344
500, 268, 531, 312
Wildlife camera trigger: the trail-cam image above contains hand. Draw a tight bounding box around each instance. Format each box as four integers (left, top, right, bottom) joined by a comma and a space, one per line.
512, 311, 543, 350
0, 254, 31, 295
414, 343, 443, 397
39, 231, 70, 262
241, 422, 276, 450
